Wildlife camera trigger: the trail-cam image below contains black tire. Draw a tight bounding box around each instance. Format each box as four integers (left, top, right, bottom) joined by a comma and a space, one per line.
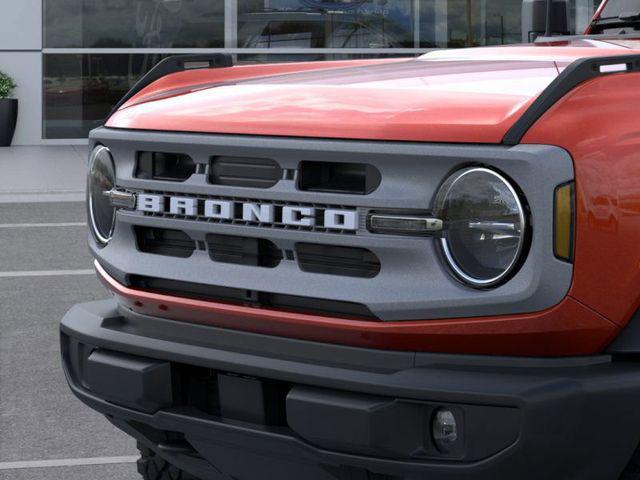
137, 443, 201, 480
621, 445, 640, 480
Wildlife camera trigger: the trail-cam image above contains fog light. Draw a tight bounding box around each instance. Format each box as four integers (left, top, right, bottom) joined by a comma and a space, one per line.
432, 409, 458, 452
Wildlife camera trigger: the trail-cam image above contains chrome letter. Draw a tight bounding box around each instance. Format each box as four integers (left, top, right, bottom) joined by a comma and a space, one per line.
242, 203, 275, 223
169, 197, 198, 216
282, 206, 315, 227
204, 200, 233, 219
324, 209, 357, 231
137, 194, 163, 213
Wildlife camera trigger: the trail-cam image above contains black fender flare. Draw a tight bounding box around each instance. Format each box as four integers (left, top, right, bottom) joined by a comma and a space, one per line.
502, 55, 640, 145
607, 307, 640, 355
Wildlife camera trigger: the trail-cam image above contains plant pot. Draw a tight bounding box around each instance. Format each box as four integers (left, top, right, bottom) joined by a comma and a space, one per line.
0, 98, 18, 147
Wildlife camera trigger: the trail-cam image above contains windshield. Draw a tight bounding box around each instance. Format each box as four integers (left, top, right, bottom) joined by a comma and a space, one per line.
600, 0, 640, 18
239, 17, 405, 49
590, 0, 640, 33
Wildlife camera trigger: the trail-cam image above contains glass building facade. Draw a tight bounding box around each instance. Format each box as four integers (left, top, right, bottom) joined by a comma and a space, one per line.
41, 0, 599, 139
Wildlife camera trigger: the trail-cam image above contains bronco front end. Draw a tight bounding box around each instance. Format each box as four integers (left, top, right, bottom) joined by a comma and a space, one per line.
61, 4, 640, 479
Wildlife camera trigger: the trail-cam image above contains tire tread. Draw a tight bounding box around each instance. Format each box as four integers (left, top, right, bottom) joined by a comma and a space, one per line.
137, 443, 200, 480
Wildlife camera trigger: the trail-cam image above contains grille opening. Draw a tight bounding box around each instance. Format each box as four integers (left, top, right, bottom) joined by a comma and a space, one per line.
296, 243, 381, 279
298, 161, 381, 195
136, 152, 197, 182
128, 275, 378, 320
206, 234, 282, 268
209, 156, 282, 188
135, 227, 196, 258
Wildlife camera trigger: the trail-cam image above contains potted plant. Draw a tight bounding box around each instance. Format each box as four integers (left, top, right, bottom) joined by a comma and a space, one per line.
0, 71, 17, 147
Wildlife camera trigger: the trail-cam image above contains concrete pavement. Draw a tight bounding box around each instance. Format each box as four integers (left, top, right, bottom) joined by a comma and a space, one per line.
0, 146, 140, 479
0, 146, 87, 203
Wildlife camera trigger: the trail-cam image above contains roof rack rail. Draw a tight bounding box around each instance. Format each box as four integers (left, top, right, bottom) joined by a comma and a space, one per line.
503, 54, 640, 145
106, 53, 234, 120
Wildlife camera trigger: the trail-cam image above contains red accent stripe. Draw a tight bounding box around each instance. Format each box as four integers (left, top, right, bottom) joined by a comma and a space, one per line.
96, 261, 619, 357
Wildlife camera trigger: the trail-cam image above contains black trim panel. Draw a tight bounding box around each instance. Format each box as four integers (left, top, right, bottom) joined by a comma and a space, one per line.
107, 54, 233, 120
608, 306, 640, 355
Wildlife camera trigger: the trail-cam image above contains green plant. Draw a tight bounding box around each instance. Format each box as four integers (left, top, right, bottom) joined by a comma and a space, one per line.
0, 71, 16, 99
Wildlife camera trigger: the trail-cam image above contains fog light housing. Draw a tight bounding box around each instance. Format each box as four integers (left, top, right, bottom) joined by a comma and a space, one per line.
432, 409, 459, 453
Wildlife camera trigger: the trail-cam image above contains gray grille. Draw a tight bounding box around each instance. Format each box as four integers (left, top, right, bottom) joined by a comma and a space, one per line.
91, 127, 574, 322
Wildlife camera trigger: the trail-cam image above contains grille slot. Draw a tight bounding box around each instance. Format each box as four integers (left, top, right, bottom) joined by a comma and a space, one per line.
128, 275, 378, 320
135, 227, 196, 258
207, 234, 282, 268
210, 156, 282, 188
298, 161, 381, 195
136, 152, 197, 182
296, 243, 381, 278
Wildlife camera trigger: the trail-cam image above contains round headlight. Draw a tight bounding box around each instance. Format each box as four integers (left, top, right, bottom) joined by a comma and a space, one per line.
435, 167, 527, 288
88, 145, 116, 245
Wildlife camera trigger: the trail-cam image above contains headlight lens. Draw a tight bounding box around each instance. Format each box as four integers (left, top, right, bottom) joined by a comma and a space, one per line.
88, 145, 116, 244
435, 167, 527, 288
432, 409, 459, 453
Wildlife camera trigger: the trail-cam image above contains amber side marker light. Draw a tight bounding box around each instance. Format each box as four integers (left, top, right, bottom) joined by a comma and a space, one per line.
554, 182, 575, 262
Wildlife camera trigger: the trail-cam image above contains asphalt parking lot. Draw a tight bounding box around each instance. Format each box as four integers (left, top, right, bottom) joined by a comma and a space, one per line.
0, 147, 140, 479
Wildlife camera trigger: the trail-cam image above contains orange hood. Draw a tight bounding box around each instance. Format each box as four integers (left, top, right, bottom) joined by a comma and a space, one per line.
106, 39, 640, 143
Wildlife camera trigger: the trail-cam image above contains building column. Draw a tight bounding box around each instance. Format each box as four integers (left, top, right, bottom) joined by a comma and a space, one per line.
575, 0, 596, 33
225, 0, 238, 49
434, 0, 449, 47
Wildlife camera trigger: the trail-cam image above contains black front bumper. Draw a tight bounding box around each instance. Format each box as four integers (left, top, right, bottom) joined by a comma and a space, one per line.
61, 300, 640, 480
